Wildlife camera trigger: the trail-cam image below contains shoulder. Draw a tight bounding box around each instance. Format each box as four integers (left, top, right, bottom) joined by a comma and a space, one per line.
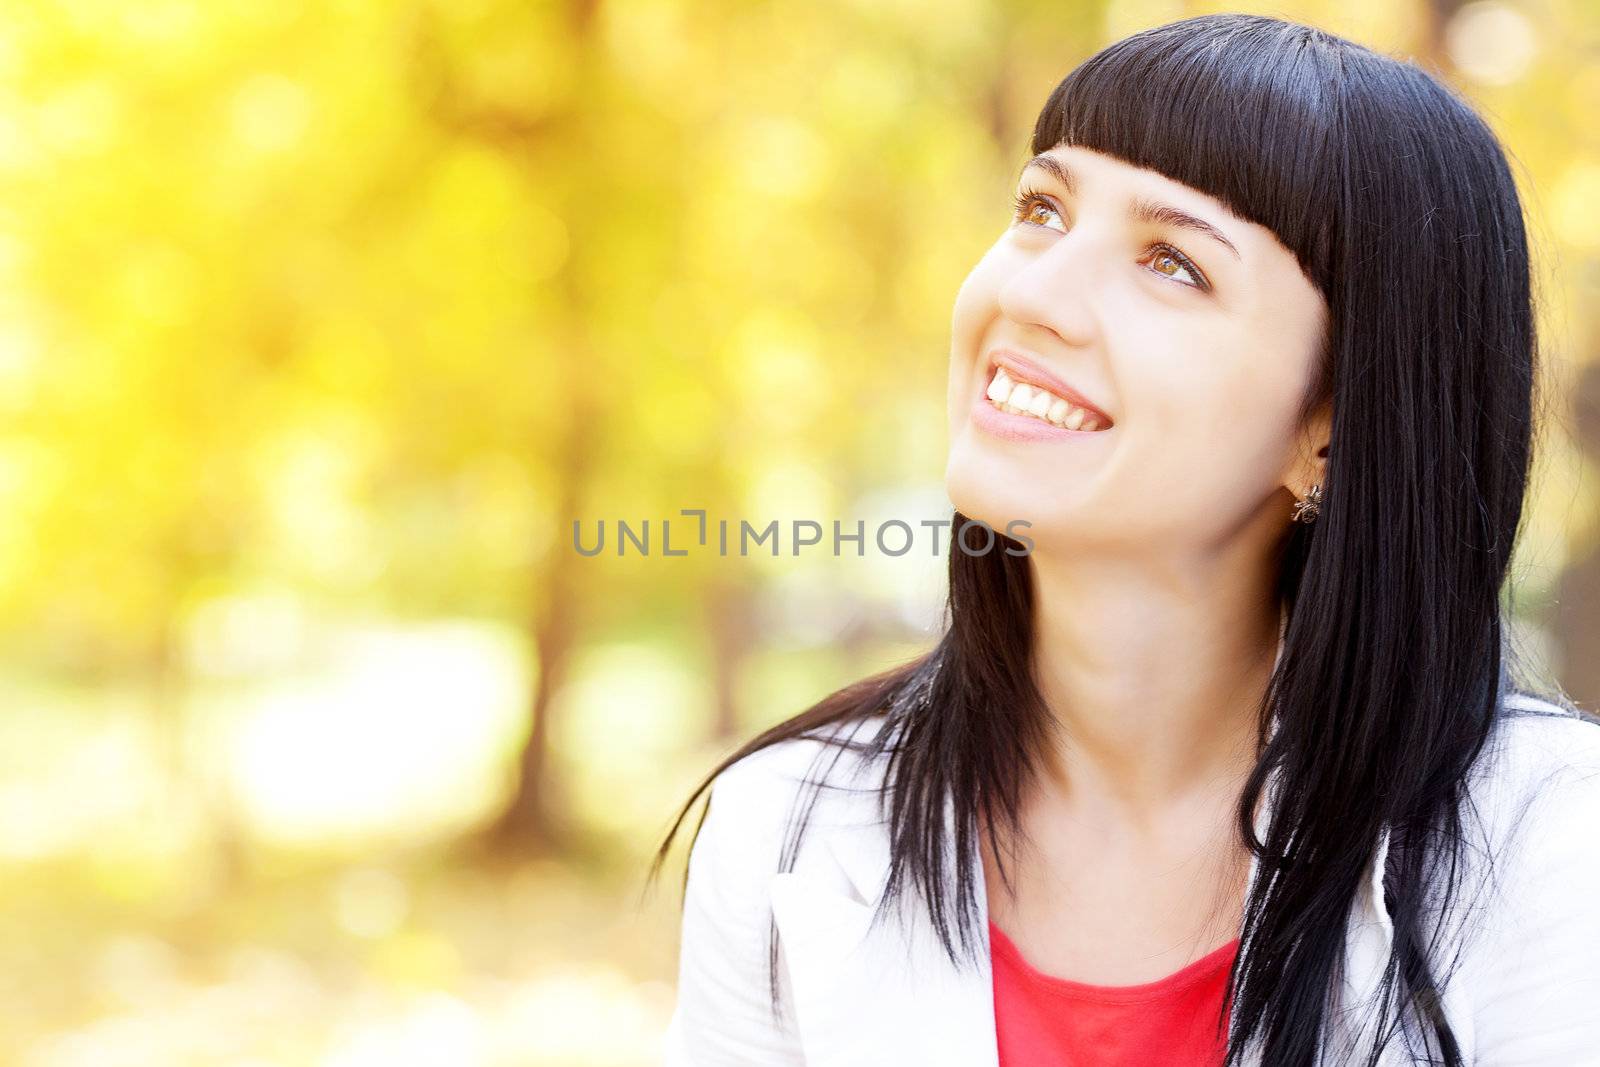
712, 713, 894, 805
679, 713, 895, 941
1440, 695, 1600, 1057
698, 713, 895, 862
668, 719, 895, 1065
1456, 693, 1600, 886
1466, 693, 1600, 834
1446, 699, 1600, 945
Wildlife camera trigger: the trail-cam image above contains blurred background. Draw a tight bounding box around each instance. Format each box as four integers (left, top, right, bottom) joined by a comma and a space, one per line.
1, 0, 1597, 1063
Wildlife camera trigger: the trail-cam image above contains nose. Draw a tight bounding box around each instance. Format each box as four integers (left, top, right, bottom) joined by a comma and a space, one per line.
995, 227, 1105, 349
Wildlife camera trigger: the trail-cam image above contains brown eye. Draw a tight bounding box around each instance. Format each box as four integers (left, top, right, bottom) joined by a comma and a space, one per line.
1010, 189, 1066, 232
1143, 243, 1209, 291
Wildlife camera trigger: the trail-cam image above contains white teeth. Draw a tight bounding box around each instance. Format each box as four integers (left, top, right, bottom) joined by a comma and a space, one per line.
985, 366, 1106, 431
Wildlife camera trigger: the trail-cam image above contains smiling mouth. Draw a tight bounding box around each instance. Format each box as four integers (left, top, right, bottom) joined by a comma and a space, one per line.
984, 364, 1111, 432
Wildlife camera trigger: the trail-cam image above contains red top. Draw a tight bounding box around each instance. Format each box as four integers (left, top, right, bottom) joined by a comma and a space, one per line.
989, 919, 1237, 1066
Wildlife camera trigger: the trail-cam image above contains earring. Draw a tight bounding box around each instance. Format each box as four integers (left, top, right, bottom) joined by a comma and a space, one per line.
1292, 483, 1323, 524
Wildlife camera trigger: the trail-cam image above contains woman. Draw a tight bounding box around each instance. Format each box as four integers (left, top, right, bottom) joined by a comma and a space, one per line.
650, 13, 1600, 1066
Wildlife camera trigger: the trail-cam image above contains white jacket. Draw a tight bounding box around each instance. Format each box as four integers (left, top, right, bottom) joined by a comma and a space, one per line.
662, 694, 1600, 1066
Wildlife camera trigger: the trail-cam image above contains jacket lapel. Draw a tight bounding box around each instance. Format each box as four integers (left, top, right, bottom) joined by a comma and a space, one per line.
769, 795, 1000, 1067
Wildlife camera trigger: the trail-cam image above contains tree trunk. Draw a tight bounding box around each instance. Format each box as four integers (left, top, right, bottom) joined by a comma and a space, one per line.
705, 574, 758, 741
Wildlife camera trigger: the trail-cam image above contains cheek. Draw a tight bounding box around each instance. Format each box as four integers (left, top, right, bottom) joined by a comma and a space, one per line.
948, 251, 1006, 419
1158, 351, 1318, 524
1127, 315, 1316, 504
950, 248, 1004, 353
1128, 283, 1309, 426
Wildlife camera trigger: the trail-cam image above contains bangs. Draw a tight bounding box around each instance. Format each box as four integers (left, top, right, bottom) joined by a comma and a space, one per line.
1031, 15, 1345, 293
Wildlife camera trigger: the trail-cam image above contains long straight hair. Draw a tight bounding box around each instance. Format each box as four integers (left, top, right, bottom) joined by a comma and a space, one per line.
650, 14, 1577, 1065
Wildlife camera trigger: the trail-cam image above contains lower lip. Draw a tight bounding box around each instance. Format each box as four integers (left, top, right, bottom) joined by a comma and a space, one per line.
969, 390, 1109, 442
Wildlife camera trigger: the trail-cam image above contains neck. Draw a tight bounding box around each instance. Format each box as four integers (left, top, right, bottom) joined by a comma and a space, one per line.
1023, 540, 1284, 823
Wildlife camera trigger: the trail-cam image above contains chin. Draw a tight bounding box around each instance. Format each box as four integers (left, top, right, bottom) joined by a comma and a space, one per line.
945, 446, 1039, 538
945, 439, 1104, 556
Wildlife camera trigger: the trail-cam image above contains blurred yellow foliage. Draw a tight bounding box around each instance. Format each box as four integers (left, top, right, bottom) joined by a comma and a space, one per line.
0, 1, 1596, 1064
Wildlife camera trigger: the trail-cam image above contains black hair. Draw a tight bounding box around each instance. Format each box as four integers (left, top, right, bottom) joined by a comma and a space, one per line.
649, 13, 1583, 1065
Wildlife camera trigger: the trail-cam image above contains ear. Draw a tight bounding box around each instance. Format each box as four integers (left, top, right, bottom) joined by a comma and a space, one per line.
1286, 399, 1332, 498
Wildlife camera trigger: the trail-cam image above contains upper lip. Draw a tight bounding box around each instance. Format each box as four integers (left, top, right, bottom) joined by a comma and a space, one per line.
986, 348, 1114, 427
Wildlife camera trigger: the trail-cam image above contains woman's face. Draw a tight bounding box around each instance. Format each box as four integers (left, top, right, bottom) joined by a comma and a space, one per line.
946, 144, 1330, 556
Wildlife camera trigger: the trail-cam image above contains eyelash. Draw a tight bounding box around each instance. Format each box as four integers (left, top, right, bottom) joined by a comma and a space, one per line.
1009, 188, 1212, 293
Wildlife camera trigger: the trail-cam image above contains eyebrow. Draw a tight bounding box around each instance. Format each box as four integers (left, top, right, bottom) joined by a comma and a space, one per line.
1019, 154, 1242, 262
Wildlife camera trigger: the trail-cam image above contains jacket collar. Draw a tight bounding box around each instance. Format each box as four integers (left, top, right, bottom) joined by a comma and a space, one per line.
767, 758, 1396, 1066
767, 609, 1398, 1065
